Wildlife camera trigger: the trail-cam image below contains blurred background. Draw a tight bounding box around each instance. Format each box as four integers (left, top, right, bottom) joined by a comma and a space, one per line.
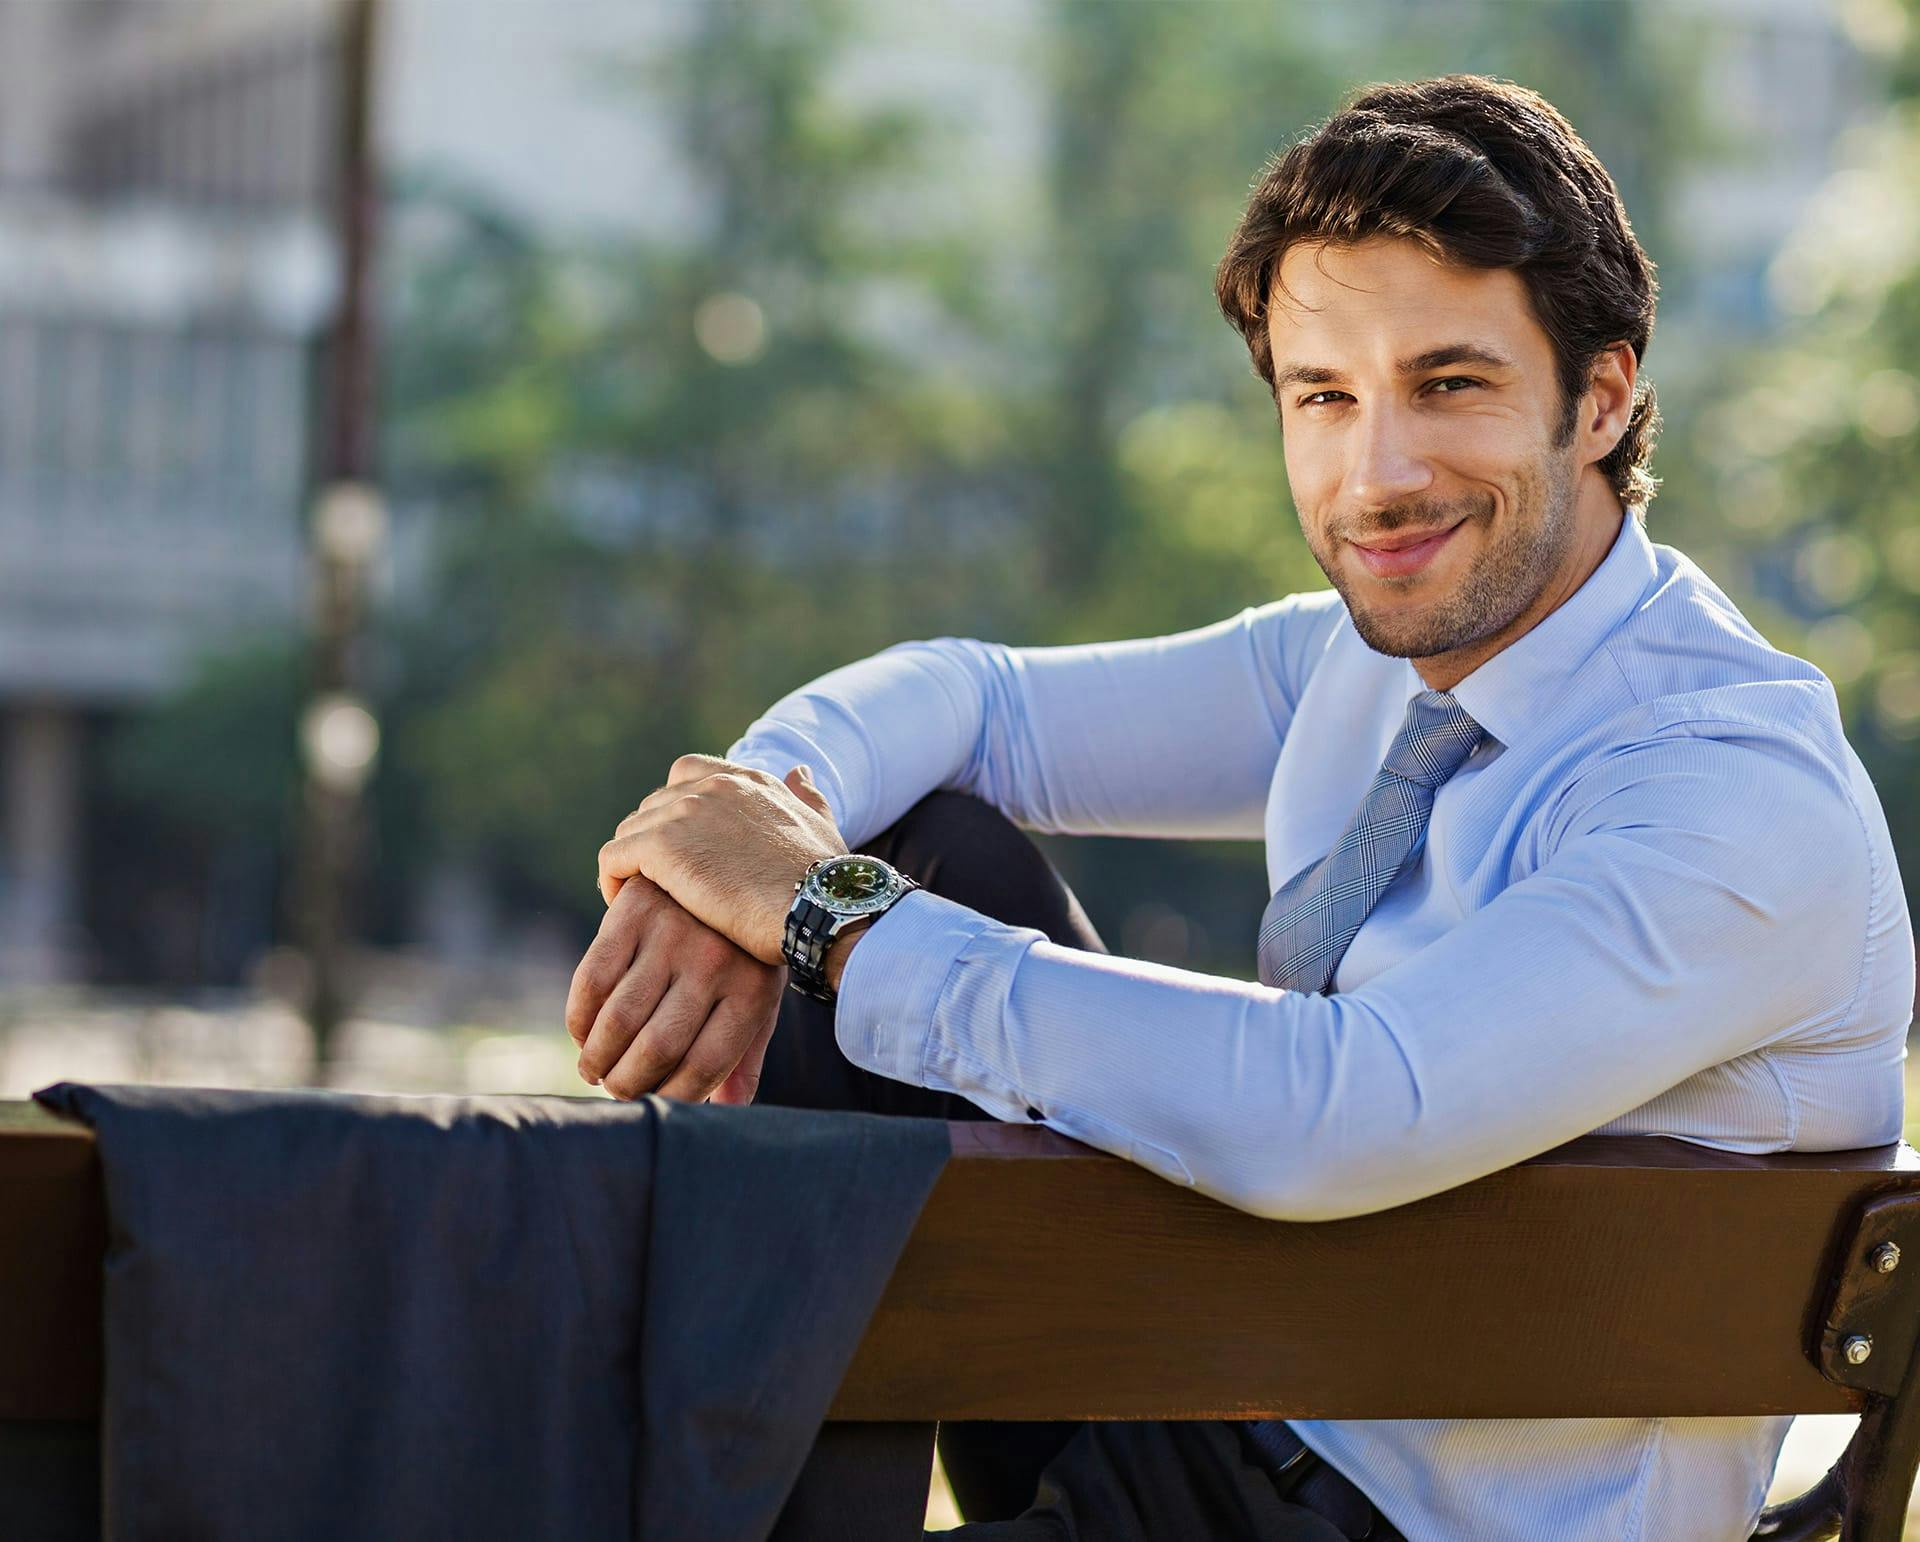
1, 0, 1917, 1522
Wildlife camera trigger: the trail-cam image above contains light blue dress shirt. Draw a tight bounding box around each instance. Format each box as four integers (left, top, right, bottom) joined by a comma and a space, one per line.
724, 510, 1915, 1542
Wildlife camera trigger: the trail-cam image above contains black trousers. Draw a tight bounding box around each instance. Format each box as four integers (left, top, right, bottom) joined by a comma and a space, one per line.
757, 791, 1362, 1542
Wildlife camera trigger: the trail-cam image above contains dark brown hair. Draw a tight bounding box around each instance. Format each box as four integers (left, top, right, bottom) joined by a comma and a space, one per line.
1215, 74, 1662, 509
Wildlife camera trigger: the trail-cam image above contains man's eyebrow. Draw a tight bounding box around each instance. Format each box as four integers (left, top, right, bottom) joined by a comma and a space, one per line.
1270, 343, 1519, 392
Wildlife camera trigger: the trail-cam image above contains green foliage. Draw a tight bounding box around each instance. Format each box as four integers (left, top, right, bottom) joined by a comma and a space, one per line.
1660, 73, 1920, 905
378, 0, 1017, 925
104, 636, 303, 842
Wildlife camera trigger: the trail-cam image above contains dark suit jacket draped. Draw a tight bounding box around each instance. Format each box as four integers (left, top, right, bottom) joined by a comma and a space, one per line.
32, 1081, 949, 1541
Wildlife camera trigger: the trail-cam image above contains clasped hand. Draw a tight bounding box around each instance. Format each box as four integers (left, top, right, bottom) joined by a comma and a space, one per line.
564, 754, 848, 1103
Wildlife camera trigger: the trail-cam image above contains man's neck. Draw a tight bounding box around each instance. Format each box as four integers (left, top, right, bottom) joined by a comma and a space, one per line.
1412, 489, 1626, 692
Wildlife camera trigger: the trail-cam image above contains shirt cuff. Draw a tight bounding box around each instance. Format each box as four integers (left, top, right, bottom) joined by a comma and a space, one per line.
833, 888, 1010, 1086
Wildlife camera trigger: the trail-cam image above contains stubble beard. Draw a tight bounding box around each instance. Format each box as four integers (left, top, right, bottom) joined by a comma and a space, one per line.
1308, 447, 1581, 662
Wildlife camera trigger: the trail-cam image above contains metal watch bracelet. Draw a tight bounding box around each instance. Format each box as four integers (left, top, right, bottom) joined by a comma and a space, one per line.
783, 866, 919, 1004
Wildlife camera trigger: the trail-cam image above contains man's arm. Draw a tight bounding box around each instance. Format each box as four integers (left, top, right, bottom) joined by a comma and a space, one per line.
722, 593, 1344, 849
829, 729, 1905, 1220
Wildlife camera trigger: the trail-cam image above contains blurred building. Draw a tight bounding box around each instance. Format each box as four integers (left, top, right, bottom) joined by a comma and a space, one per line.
0, 0, 339, 982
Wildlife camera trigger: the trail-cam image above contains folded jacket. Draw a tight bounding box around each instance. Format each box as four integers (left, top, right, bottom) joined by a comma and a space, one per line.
32, 1081, 950, 1541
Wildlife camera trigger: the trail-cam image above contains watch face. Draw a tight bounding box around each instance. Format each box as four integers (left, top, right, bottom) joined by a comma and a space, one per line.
806, 855, 901, 915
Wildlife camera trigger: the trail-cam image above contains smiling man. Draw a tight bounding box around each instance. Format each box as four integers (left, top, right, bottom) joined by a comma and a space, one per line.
570, 76, 1914, 1540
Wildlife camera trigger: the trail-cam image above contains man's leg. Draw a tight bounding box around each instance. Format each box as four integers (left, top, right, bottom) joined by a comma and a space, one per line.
756, 789, 1100, 1520
944, 1420, 1354, 1542
760, 790, 1405, 1542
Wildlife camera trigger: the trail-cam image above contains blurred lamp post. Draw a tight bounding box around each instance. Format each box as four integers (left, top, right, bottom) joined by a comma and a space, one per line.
297, 482, 385, 1064
296, 0, 383, 1065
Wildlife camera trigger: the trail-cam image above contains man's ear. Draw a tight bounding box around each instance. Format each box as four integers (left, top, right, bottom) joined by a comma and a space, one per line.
1582, 342, 1638, 465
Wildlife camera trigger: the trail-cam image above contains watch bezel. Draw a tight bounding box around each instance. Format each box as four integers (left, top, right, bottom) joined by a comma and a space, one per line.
798, 853, 911, 918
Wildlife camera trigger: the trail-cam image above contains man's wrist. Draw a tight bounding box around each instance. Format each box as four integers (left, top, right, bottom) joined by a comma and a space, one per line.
823, 917, 876, 994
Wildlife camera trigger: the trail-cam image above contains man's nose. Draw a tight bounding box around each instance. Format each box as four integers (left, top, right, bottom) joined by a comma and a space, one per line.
1342, 403, 1435, 510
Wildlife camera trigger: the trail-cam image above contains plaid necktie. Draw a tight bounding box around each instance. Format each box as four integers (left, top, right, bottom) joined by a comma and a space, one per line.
1255, 690, 1484, 995
1240, 690, 1482, 1487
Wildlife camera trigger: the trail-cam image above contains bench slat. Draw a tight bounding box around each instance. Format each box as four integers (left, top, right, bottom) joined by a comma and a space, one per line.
4, 1101, 1913, 1425
829, 1123, 1918, 1421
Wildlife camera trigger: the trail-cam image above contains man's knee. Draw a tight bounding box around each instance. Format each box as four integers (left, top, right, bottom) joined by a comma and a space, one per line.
867, 791, 1103, 953
871, 790, 1025, 877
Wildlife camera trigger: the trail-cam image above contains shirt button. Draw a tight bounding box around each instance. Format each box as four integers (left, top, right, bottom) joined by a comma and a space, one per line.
1025, 1105, 1044, 1121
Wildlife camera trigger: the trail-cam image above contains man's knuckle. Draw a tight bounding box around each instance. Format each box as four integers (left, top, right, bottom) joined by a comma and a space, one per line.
605, 1047, 667, 1097
688, 932, 737, 971
684, 1049, 734, 1087
594, 999, 641, 1043
580, 935, 625, 975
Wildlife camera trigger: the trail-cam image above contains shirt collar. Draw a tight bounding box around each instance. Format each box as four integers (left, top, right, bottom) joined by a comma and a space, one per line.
1398, 510, 1658, 752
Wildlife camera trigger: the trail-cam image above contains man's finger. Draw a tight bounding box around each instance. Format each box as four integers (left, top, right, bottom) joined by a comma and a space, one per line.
709, 995, 779, 1106
565, 886, 650, 1044
667, 752, 729, 787
597, 806, 678, 907
781, 765, 832, 818
656, 992, 762, 1104
599, 975, 709, 1100
598, 826, 646, 907
578, 959, 675, 1086
614, 782, 683, 841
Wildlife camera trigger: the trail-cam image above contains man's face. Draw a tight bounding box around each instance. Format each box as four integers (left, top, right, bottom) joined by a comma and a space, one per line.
1266, 237, 1586, 664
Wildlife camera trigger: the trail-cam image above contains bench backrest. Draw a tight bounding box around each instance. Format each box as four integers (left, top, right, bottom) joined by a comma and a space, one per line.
832, 1122, 1920, 1423
7, 1101, 1920, 1540
2, 1102, 1915, 1422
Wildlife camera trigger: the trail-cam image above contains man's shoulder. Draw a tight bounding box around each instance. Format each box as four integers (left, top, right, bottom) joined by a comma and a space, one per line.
1528, 536, 1891, 871
1600, 537, 1847, 753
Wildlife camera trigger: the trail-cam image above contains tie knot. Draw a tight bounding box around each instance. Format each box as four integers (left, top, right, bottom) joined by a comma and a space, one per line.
1383, 690, 1484, 789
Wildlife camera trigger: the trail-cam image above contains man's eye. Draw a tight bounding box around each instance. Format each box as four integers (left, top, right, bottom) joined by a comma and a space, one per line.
1297, 378, 1481, 409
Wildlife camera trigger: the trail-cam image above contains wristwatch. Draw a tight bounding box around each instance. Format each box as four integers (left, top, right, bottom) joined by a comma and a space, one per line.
783, 853, 921, 1004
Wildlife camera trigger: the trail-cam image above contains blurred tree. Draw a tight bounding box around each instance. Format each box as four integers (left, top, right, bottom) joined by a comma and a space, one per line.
1654, 2, 1920, 914
382, 0, 1007, 922
1019, 1, 1343, 639
98, 638, 305, 982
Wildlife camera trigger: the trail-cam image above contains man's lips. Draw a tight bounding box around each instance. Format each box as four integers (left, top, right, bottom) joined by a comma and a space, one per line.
1348, 521, 1464, 578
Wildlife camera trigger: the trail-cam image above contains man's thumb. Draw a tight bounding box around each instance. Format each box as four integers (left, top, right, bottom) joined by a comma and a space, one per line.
786, 763, 825, 803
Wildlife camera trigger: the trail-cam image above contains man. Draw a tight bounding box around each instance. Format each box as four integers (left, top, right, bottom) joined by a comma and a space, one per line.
567, 75, 1914, 1540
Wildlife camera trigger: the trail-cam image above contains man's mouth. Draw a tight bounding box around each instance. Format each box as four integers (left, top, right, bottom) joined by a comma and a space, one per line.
1348, 520, 1464, 579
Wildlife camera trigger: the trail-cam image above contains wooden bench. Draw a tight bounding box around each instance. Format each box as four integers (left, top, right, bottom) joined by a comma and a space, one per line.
5, 1101, 1920, 1540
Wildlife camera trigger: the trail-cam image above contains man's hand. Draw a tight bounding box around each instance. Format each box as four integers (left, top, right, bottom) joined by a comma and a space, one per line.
596, 756, 847, 964
566, 871, 786, 1103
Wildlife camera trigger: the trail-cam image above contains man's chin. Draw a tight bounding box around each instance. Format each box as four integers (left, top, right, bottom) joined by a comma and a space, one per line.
1349, 616, 1444, 660
1343, 595, 1472, 661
